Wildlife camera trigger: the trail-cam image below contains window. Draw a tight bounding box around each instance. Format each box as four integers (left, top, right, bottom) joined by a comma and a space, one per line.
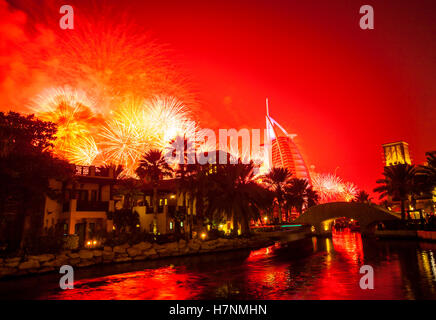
169, 222, 173, 230
91, 190, 97, 202
79, 190, 88, 201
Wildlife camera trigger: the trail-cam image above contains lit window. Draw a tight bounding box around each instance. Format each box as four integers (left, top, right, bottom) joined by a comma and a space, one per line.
170, 222, 173, 230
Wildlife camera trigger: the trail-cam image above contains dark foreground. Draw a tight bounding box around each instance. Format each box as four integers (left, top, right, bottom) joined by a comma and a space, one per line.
0, 231, 435, 299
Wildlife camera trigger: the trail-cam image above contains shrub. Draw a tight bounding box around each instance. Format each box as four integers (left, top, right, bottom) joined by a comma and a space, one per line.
23, 225, 64, 254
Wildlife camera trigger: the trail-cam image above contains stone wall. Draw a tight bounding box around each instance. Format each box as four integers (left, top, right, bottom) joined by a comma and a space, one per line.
0, 237, 272, 279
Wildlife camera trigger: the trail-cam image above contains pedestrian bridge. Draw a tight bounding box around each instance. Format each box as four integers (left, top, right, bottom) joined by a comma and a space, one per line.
293, 202, 400, 235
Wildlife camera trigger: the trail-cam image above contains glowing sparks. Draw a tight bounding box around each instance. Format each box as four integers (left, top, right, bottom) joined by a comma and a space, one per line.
29, 87, 102, 160
340, 182, 359, 202
99, 119, 149, 177
144, 96, 199, 149
311, 172, 358, 203
16, 10, 200, 175
64, 136, 100, 166
30, 91, 204, 176
54, 18, 196, 115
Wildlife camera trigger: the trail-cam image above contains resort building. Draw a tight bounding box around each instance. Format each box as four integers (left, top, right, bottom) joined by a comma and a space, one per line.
43, 165, 116, 246
133, 179, 179, 235
381, 141, 434, 218
382, 141, 412, 166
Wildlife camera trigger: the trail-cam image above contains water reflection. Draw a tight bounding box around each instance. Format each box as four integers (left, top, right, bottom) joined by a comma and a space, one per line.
1, 231, 436, 300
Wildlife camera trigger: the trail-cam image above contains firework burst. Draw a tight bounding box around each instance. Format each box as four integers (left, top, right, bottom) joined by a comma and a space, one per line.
95, 95, 204, 176
29, 87, 103, 160
99, 120, 149, 177
64, 136, 101, 166
144, 95, 202, 149
53, 16, 196, 115
339, 182, 359, 202
311, 172, 358, 203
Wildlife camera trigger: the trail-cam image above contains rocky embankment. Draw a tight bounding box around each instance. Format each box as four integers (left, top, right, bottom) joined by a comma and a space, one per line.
0, 237, 272, 279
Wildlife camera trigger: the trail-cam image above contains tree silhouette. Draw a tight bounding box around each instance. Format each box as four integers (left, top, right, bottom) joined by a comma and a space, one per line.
135, 149, 173, 233
355, 190, 372, 203
206, 161, 262, 235
0, 112, 74, 252
374, 164, 417, 220
261, 167, 292, 223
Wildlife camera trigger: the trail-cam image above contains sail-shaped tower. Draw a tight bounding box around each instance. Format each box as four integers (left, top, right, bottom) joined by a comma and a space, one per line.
265, 99, 311, 182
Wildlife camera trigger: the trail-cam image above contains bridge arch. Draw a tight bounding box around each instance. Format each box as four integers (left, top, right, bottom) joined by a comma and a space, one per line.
293, 202, 400, 235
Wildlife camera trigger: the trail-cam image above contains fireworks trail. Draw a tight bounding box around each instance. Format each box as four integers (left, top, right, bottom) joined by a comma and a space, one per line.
99, 112, 150, 177
144, 96, 198, 148
340, 182, 359, 202
8, 2, 201, 175
310, 172, 358, 203
64, 136, 100, 166
96, 96, 205, 176
29, 87, 103, 160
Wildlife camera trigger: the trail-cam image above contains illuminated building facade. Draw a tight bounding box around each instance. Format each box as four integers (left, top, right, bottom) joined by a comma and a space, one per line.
382, 141, 412, 167
265, 99, 311, 182
43, 165, 117, 247
380, 141, 434, 217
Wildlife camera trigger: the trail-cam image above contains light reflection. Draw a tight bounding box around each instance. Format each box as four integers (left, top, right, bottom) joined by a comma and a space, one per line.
332, 229, 364, 264
38, 232, 436, 300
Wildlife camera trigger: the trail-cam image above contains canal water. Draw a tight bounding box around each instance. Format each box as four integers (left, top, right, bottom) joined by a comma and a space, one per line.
0, 231, 435, 299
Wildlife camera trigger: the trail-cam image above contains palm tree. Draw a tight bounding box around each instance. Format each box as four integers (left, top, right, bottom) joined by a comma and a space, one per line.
285, 178, 310, 217
379, 199, 391, 209
173, 136, 198, 239
206, 161, 262, 235
136, 149, 173, 232
115, 178, 143, 210
98, 163, 124, 179
355, 190, 372, 203
261, 167, 292, 223
305, 187, 319, 209
419, 151, 436, 193
256, 187, 276, 224
374, 164, 417, 220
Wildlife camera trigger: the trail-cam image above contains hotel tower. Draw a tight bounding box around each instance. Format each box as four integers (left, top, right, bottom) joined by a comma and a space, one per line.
264, 99, 311, 182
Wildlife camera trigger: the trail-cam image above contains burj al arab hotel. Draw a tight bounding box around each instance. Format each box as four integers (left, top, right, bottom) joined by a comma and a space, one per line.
264, 99, 311, 182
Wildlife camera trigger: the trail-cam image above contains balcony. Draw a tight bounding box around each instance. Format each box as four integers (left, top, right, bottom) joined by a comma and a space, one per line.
74, 165, 114, 178
76, 200, 109, 212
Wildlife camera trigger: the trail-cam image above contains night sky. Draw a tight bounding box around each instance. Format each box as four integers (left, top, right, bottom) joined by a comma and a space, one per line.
1, 0, 435, 195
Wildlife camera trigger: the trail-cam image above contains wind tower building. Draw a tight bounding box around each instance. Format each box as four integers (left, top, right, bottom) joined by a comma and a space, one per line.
382, 141, 412, 167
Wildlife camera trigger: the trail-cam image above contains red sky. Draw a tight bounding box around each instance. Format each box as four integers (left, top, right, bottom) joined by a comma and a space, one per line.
1, 0, 435, 196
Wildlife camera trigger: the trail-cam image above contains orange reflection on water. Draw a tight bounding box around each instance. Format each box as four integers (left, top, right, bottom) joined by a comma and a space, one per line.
332, 229, 364, 264
52, 266, 200, 300
39, 232, 436, 300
